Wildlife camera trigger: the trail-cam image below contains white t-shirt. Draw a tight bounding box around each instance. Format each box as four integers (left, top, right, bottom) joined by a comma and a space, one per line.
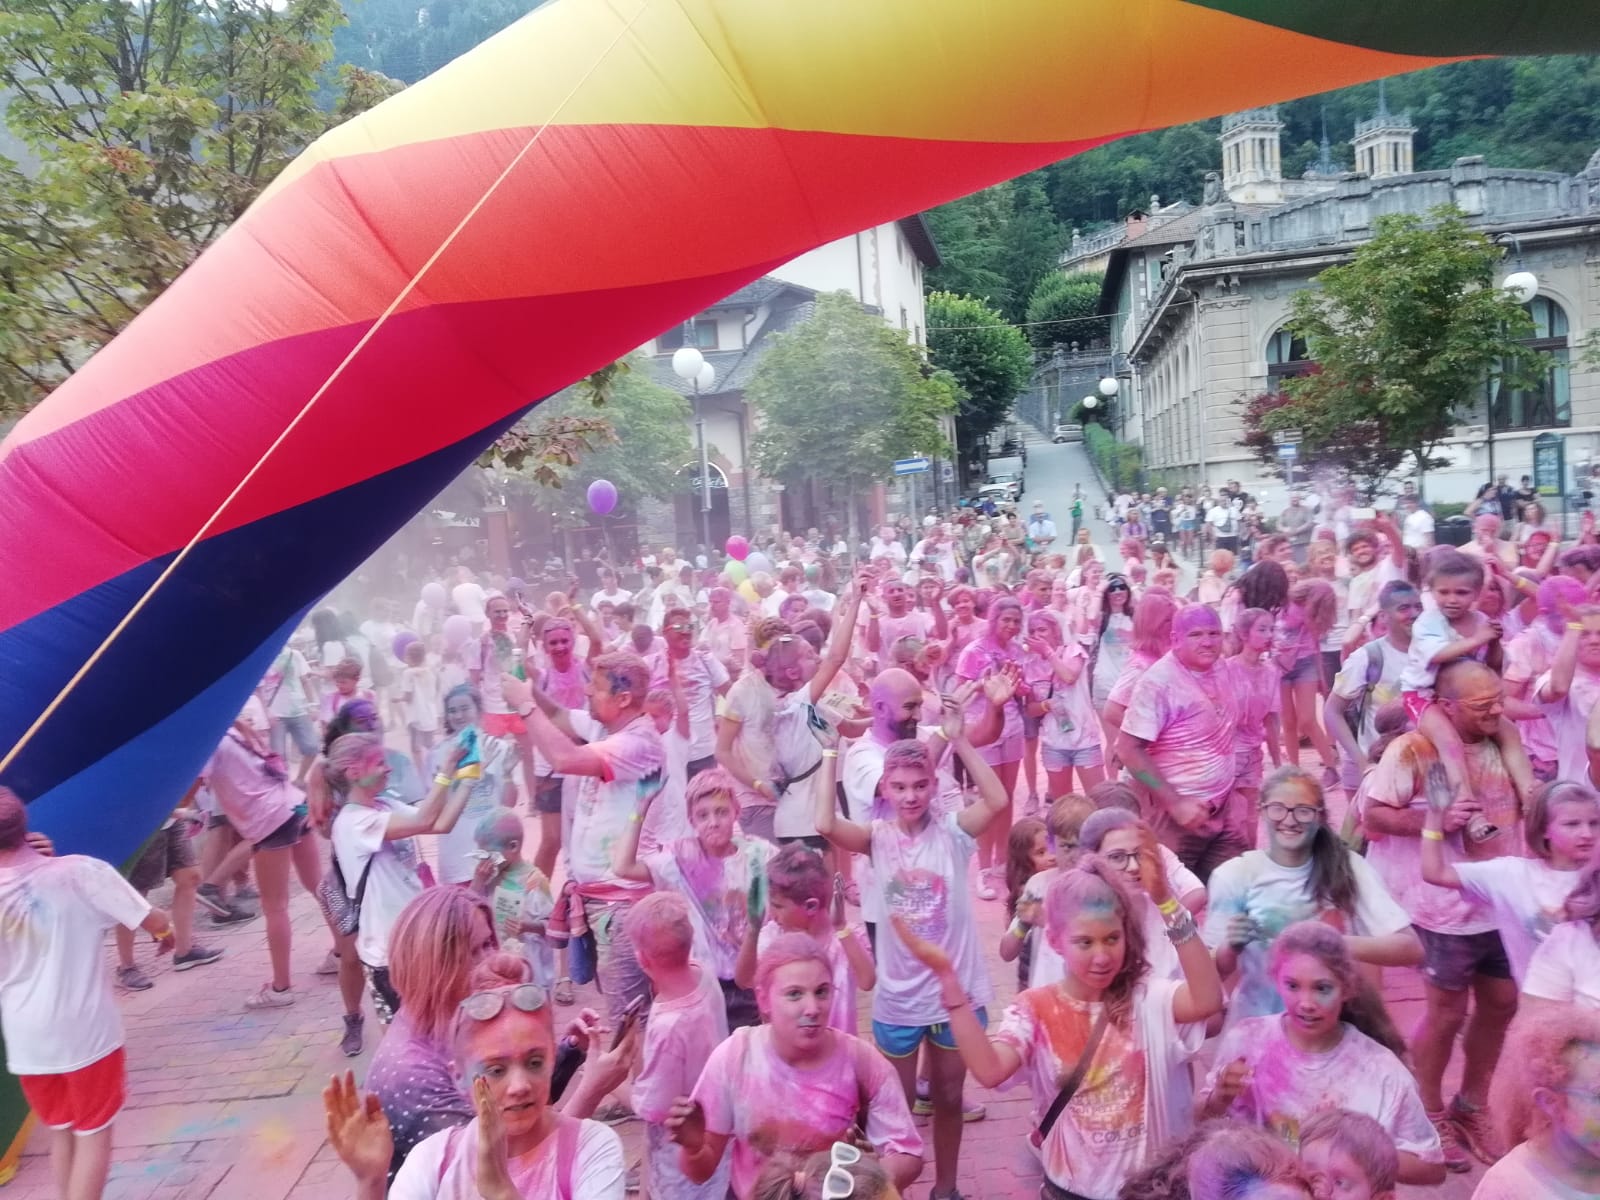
1202, 848, 1411, 1025
1473, 1141, 1599, 1200
1454, 857, 1580, 985
332, 801, 425, 968
639, 726, 691, 856
1522, 920, 1600, 1009
644, 836, 773, 981
264, 649, 313, 719
1402, 507, 1435, 549
0, 855, 150, 1075
648, 648, 729, 761
391, 1117, 624, 1200
870, 814, 991, 1026
1536, 665, 1600, 786
1202, 1016, 1441, 1164
771, 694, 828, 840
1330, 638, 1407, 754
1345, 559, 1403, 623
565, 712, 665, 903
993, 979, 1203, 1200
1036, 646, 1100, 753
1401, 608, 1491, 695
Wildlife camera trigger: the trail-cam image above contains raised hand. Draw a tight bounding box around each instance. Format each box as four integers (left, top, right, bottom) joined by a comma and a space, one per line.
1135, 823, 1170, 903
938, 693, 964, 743
473, 1075, 517, 1200
322, 1072, 393, 1184
1212, 1057, 1254, 1108
831, 873, 848, 929
1423, 763, 1453, 814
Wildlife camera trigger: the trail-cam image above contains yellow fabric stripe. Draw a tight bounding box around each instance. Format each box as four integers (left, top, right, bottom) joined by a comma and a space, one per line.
265, 0, 1447, 199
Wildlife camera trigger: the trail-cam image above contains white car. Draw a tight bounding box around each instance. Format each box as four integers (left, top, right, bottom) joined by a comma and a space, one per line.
1052, 423, 1083, 443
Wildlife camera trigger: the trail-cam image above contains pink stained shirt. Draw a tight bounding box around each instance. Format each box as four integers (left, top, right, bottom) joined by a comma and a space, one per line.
1230, 655, 1282, 750
1361, 732, 1521, 937
691, 1026, 923, 1200
1119, 653, 1244, 808
1504, 622, 1563, 764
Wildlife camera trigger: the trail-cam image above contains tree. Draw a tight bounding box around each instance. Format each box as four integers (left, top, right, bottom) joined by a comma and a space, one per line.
1240, 205, 1547, 496
1024, 271, 1107, 352
748, 292, 958, 545
925, 290, 1032, 458
0, 0, 401, 413
996, 175, 1063, 324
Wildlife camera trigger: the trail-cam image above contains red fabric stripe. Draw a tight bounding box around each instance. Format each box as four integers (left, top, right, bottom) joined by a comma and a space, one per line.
18, 125, 1118, 439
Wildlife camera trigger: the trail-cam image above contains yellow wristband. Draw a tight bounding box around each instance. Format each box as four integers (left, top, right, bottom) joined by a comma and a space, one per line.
836, 926, 853, 940
821, 749, 838, 758
1569, 622, 1585, 632
1421, 828, 1445, 841
433, 773, 452, 787
628, 812, 642, 824
1157, 897, 1181, 918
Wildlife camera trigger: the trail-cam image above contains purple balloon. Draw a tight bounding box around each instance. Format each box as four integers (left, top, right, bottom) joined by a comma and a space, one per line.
587, 478, 618, 515
392, 630, 420, 661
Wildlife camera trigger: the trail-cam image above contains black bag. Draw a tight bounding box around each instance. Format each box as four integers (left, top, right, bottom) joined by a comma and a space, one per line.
1030, 1006, 1110, 1149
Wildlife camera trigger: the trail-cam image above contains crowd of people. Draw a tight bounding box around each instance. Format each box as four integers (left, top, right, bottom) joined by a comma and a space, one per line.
6, 470, 1600, 1200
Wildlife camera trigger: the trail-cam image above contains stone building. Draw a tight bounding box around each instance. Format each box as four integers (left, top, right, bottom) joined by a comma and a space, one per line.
1097, 98, 1600, 505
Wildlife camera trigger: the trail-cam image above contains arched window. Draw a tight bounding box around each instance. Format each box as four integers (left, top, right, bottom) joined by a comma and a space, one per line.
1489, 296, 1570, 432
1266, 327, 1312, 393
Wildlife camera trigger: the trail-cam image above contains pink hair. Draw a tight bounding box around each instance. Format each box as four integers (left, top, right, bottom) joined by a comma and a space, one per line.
686, 766, 740, 816
391, 887, 498, 1042
630, 890, 695, 969
1489, 1005, 1600, 1147
766, 842, 829, 908
1538, 573, 1587, 616
1130, 587, 1176, 659
324, 732, 386, 796
0, 787, 25, 851
880, 738, 934, 779
1170, 602, 1220, 645
448, 952, 547, 1057
1233, 606, 1272, 644
1043, 859, 1148, 1028
753, 932, 831, 1016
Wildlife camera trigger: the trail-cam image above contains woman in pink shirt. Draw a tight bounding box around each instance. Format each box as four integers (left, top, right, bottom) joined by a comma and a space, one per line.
955, 597, 1028, 883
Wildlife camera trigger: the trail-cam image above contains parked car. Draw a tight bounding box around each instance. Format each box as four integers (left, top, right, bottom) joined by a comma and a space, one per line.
977, 483, 1018, 512
1052, 423, 1083, 443
987, 471, 1024, 500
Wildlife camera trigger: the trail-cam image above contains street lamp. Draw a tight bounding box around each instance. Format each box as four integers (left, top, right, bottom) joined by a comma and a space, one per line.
1099, 376, 1119, 397
672, 343, 714, 553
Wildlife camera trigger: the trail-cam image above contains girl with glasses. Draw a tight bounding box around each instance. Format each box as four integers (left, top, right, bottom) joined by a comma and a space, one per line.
1202, 767, 1420, 1029
324, 953, 635, 1200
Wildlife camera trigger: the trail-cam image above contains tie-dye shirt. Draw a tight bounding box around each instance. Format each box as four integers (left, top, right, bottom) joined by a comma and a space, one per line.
870, 814, 992, 1025
992, 980, 1204, 1200
1201, 1016, 1441, 1165
644, 836, 774, 981
691, 1026, 923, 1200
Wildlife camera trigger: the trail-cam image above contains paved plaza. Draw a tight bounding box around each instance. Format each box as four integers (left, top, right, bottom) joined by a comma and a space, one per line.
3, 781, 1489, 1200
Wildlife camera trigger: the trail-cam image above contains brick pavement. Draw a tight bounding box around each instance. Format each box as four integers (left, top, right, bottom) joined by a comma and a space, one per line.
6, 794, 1489, 1200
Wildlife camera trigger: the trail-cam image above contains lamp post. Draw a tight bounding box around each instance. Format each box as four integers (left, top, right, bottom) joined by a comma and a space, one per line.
672, 344, 714, 553
1490, 270, 1540, 487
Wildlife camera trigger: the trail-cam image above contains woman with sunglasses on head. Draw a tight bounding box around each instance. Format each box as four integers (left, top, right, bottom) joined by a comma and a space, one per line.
1086, 573, 1134, 713
324, 953, 637, 1200
668, 935, 923, 1200
1202, 767, 1420, 1029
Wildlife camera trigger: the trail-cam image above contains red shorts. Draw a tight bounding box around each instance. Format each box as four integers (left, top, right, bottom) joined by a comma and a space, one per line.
1402, 691, 1431, 725
19, 1048, 126, 1134
481, 711, 526, 738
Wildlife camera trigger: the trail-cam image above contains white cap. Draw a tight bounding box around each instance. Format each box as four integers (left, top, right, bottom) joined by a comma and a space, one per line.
923, 515, 937, 527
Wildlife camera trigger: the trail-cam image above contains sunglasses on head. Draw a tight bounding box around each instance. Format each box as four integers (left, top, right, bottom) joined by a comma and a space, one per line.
459, 983, 548, 1022
821, 1142, 863, 1199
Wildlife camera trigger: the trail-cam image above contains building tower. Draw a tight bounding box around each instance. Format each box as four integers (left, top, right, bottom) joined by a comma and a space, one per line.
1351, 80, 1416, 179
1220, 107, 1285, 202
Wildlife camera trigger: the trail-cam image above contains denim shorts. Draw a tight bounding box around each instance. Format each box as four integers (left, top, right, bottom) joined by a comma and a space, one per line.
873, 1007, 988, 1057
1283, 654, 1320, 685
1042, 744, 1104, 771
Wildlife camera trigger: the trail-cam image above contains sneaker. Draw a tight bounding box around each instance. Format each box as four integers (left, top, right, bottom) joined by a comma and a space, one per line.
1023, 793, 1040, 817
245, 983, 295, 1010
1426, 1109, 1471, 1173
116, 964, 154, 991
315, 949, 342, 976
340, 1013, 365, 1058
961, 1098, 986, 1122
195, 883, 233, 918
976, 883, 998, 901
233, 884, 260, 901
209, 903, 257, 927
1449, 1094, 1503, 1165
172, 944, 224, 972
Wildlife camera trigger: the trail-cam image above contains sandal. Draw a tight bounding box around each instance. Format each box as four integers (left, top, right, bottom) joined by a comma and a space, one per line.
554, 976, 575, 1006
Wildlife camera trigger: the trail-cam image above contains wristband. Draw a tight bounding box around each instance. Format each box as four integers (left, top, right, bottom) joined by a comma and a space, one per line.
836, 926, 853, 941
1421, 828, 1445, 841
1157, 897, 1181, 918
433, 773, 452, 787
821, 749, 838, 759
628, 812, 642, 824
1569, 622, 1586, 632
1007, 918, 1027, 940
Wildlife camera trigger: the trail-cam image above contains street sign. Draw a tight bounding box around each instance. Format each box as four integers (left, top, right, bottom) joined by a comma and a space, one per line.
1278, 428, 1303, 444
939, 461, 955, 484
1277, 444, 1298, 459
894, 457, 931, 475
1533, 432, 1565, 497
